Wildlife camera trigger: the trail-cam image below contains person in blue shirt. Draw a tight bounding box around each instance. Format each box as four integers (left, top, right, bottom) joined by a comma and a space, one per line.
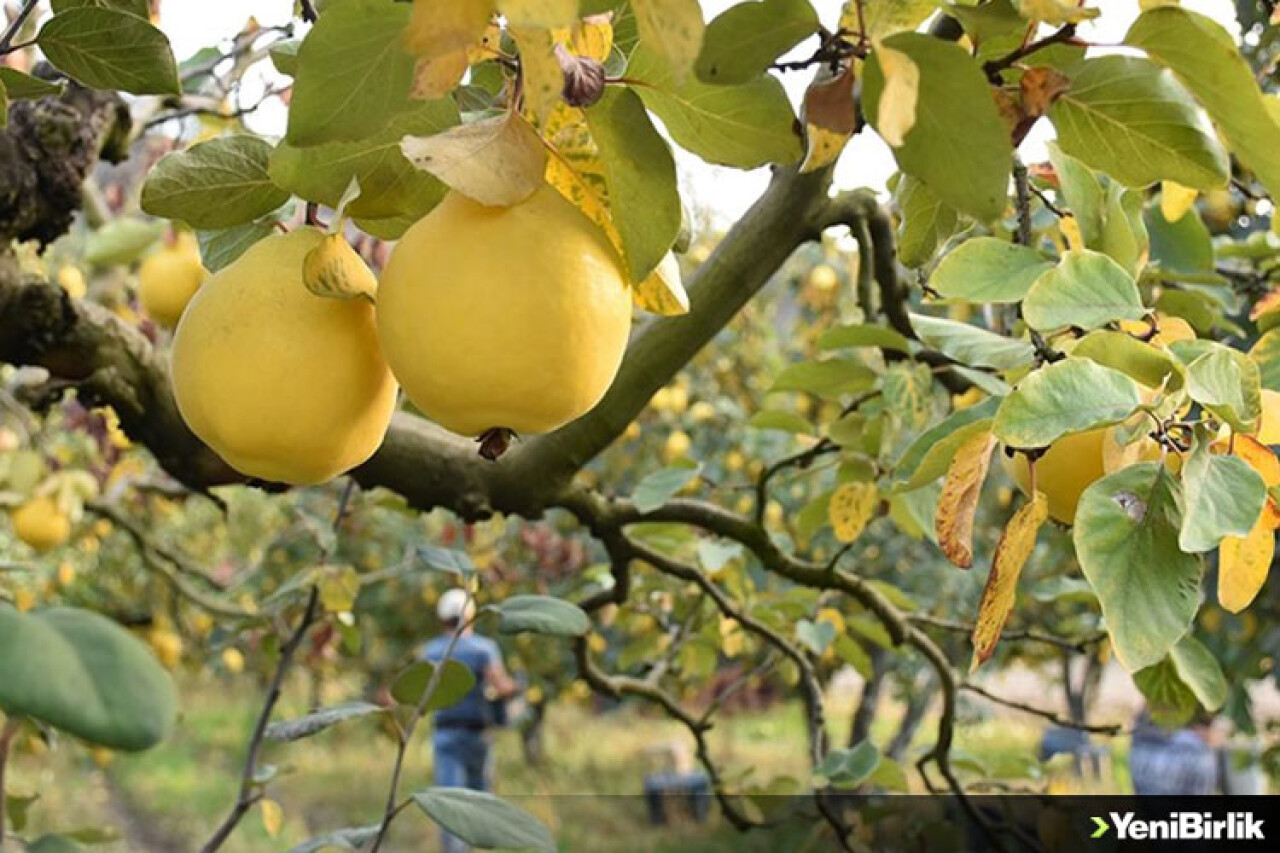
420, 589, 517, 801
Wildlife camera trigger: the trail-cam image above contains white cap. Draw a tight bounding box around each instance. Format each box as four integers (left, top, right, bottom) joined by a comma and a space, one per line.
437, 588, 474, 624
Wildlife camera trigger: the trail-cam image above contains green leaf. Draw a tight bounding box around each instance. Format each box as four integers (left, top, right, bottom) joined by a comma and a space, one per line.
0, 68, 65, 99
269, 38, 302, 76
1047, 141, 1105, 247
27, 837, 84, 853
141, 136, 289, 230
832, 633, 872, 678
391, 658, 476, 710
585, 87, 681, 282
866, 756, 909, 791
37, 7, 179, 95
1145, 200, 1214, 275
0, 606, 176, 751
993, 358, 1143, 448
413, 789, 555, 853
1022, 250, 1146, 332
946, 0, 1024, 42
1134, 656, 1198, 727
633, 463, 702, 513
285, 826, 381, 853
1072, 331, 1183, 391
1169, 634, 1227, 711
768, 359, 875, 399
1185, 346, 1261, 433
818, 324, 911, 353
1127, 7, 1280, 201
796, 618, 836, 655
286, 0, 415, 146
1178, 440, 1265, 552
894, 174, 961, 268
1100, 182, 1150, 278
927, 237, 1053, 304
747, 409, 813, 434
627, 43, 802, 168
271, 99, 458, 223
264, 702, 386, 742
695, 0, 818, 85
892, 396, 1000, 492
498, 595, 591, 637
909, 314, 1034, 371
863, 34, 1012, 221
83, 217, 166, 267
1250, 330, 1280, 391
1073, 463, 1202, 671
52, 0, 149, 15
1048, 55, 1229, 190
196, 222, 275, 273
817, 741, 880, 787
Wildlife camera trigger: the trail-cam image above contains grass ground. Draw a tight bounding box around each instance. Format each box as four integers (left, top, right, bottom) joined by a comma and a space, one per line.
6, 674, 1137, 852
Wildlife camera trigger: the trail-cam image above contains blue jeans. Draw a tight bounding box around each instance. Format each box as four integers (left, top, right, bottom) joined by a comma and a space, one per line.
433, 727, 492, 852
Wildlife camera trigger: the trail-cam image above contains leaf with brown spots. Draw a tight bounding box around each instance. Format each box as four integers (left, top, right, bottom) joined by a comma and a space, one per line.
935, 430, 997, 568
799, 64, 857, 174
971, 491, 1048, 671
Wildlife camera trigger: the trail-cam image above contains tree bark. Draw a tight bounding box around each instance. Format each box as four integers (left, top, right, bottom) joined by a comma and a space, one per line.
886, 672, 937, 762
849, 648, 887, 747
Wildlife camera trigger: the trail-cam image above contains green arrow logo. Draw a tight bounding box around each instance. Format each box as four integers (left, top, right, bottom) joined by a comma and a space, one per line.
1091, 816, 1110, 838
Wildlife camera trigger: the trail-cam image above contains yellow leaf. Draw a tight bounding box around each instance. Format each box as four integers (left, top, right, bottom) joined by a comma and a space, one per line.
816, 607, 846, 634
1219, 521, 1273, 613
572, 14, 614, 63
260, 798, 284, 838
1160, 181, 1198, 222
799, 65, 857, 174
632, 0, 704, 80
411, 51, 469, 100
542, 104, 624, 253
1059, 214, 1084, 253
500, 0, 577, 29
1256, 389, 1280, 444
829, 481, 879, 544
512, 28, 564, 125
406, 0, 495, 57
874, 44, 919, 148
1217, 434, 1280, 487
634, 252, 689, 315
839, 0, 937, 41
401, 112, 548, 207
935, 430, 996, 568
303, 232, 378, 303
1017, 0, 1100, 25
319, 565, 361, 614
970, 492, 1048, 671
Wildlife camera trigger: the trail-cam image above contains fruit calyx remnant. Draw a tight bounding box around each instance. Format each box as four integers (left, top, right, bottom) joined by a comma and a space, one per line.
477, 427, 517, 461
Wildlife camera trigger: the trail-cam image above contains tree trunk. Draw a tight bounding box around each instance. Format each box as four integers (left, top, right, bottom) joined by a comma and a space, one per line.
848, 649, 887, 747
886, 673, 937, 763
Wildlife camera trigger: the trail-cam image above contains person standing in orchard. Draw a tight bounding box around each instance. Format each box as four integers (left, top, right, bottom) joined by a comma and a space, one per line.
420, 590, 518, 806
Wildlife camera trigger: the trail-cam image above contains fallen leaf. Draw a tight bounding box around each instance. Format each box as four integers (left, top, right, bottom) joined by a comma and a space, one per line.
402, 112, 548, 206
971, 491, 1048, 671
936, 430, 997, 568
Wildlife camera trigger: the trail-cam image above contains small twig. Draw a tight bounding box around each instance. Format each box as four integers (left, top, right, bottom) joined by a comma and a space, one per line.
368, 590, 476, 853
0, 0, 39, 56
909, 613, 1106, 653
982, 25, 1077, 80
199, 587, 321, 853
961, 682, 1123, 735
1028, 183, 1065, 218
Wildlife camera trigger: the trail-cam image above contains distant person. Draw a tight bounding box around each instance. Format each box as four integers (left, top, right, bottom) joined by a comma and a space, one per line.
1129, 709, 1219, 795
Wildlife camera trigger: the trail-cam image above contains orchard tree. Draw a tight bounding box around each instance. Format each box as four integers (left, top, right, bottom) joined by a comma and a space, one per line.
2, 0, 1280, 850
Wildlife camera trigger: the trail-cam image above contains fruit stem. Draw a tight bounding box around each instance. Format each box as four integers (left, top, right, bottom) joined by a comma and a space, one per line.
477, 427, 516, 461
